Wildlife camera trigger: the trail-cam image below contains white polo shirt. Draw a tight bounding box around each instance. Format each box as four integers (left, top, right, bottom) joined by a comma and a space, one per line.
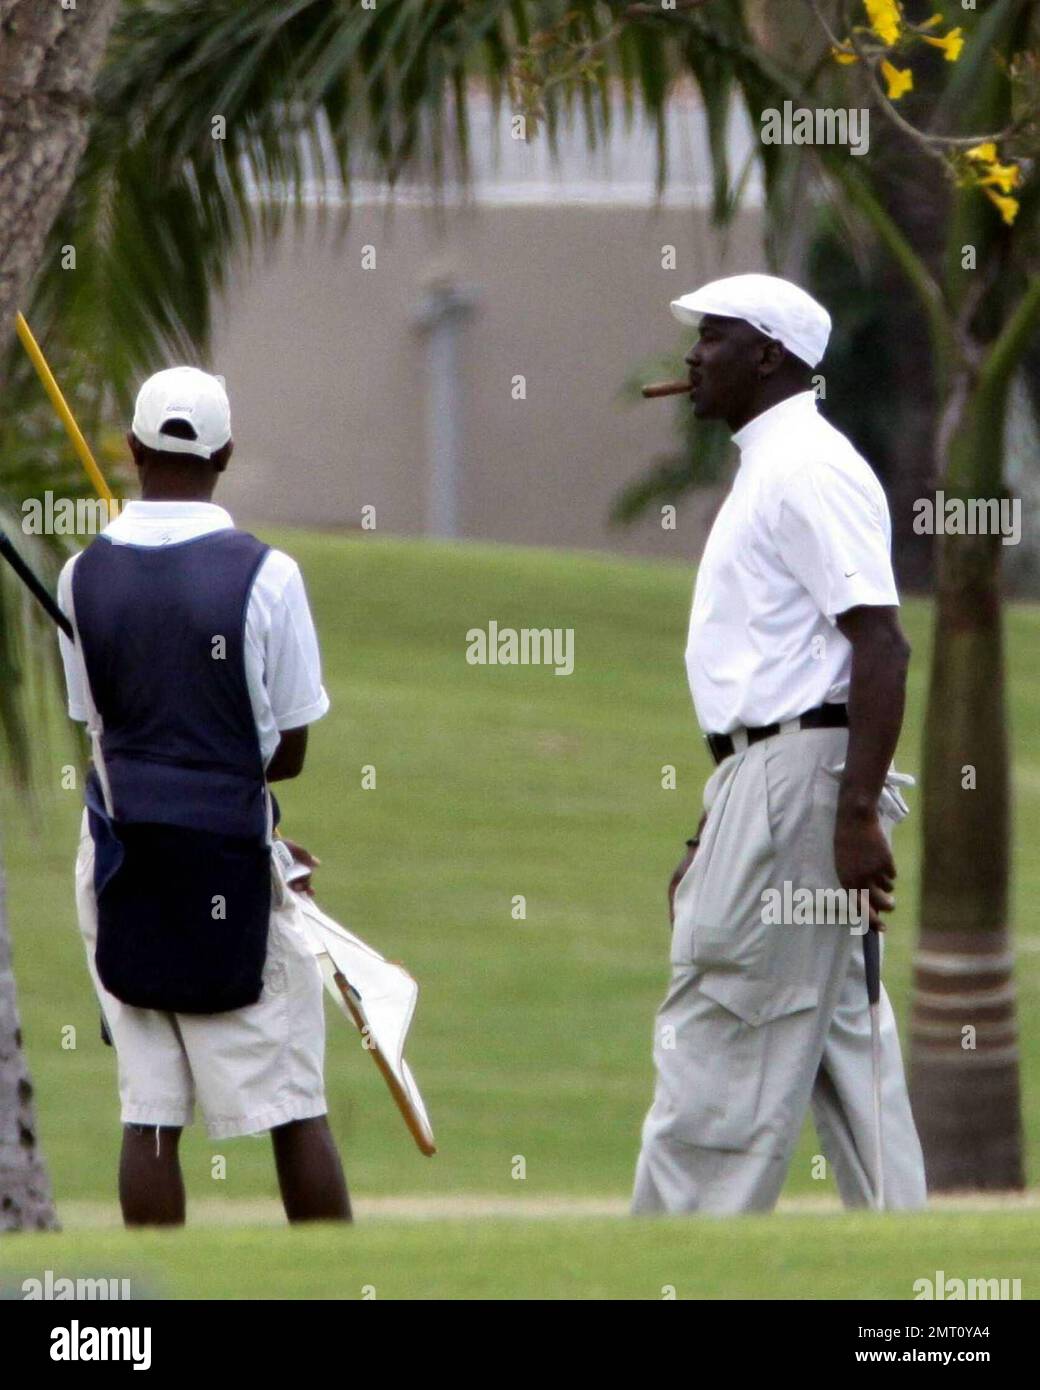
58, 501, 330, 767
686, 391, 898, 735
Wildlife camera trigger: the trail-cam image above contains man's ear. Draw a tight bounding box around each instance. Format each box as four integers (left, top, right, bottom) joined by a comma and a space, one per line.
127, 431, 145, 467
758, 339, 786, 378
212, 439, 233, 474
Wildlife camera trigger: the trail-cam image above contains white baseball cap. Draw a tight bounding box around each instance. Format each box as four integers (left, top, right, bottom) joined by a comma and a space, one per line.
131, 366, 232, 459
670, 273, 831, 369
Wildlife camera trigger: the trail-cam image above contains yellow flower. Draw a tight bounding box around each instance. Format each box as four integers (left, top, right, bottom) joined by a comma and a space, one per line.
832, 44, 859, 65
922, 27, 964, 62
984, 188, 1019, 225
963, 144, 1023, 197
881, 59, 914, 100
978, 162, 1022, 195
864, 0, 902, 46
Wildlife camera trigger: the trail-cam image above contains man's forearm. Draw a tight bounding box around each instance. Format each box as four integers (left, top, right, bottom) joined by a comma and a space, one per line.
267, 725, 308, 782
838, 624, 910, 818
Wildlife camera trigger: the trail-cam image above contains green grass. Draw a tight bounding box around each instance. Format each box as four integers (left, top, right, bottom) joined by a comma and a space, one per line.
4, 533, 1040, 1223
1, 1212, 1037, 1300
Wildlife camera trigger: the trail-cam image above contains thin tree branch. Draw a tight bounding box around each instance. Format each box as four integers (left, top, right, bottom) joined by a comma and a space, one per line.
807, 0, 1022, 153
804, 0, 849, 53
979, 273, 1040, 397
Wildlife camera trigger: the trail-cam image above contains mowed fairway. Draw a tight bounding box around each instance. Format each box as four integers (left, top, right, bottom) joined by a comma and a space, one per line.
3, 532, 1039, 1295
2, 1210, 1039, 1300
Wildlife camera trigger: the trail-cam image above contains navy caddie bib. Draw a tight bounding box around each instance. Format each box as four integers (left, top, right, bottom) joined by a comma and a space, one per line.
73, 528, 274, 1014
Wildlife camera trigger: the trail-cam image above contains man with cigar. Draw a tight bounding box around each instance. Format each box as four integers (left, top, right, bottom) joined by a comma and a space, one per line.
632, 273, 927, 1214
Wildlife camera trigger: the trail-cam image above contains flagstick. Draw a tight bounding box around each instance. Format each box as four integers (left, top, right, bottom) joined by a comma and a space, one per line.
15, 312, 114, 503
329, 966, 436, 1156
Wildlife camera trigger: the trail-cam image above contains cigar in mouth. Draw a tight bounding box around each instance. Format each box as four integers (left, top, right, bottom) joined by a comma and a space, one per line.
641, 379, 692, 399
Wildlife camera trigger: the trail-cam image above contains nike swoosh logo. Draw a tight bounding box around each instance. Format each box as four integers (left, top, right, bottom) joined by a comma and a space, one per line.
844, 570, 858, 578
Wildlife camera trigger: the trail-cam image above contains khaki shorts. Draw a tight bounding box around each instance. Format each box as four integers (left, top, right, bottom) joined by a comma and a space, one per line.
75, 812, 327, 1140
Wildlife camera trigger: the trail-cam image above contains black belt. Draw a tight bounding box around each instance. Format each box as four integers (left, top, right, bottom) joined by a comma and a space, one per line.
705, 702, 848, 766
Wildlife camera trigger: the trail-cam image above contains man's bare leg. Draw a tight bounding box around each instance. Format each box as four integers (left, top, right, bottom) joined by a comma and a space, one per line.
271, 1116, 351, 1223
119, 1124, 185, 1227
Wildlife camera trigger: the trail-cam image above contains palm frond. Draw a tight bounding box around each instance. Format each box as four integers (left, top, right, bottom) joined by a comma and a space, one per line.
10, 0, 811, 420
0, 511, 76, 795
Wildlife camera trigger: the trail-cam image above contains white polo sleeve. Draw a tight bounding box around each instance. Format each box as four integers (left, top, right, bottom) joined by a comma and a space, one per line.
769, 456, 899, 624
263, 556, 330, 730
57, 553, 89, 722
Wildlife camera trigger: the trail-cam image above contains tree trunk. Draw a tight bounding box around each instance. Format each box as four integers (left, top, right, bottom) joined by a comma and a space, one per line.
0, 0, 120, 1229
0, 848, 59, 1229
910, 380, 1024, 1190
0, 0, 120, 346
868, 10, 949, 596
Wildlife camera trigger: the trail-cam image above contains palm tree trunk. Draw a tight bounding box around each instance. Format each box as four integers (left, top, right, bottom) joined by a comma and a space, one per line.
0, 0, 120, 1228
0, 849, 59, 1229
910, 378, 1025, 1189
0, 0, 120, 344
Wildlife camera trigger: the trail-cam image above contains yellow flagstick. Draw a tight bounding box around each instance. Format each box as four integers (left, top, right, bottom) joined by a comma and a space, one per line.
15, 311, 114, 503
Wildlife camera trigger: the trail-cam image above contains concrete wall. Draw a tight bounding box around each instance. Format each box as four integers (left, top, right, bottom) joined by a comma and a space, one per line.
209, 200, 765, 564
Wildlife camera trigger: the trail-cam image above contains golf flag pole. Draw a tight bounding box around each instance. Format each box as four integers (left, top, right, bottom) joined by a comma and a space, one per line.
277, 846, 436, 1158
15, 312, 114, 504
2, 312, 110, 645
329, 966, 436, 1156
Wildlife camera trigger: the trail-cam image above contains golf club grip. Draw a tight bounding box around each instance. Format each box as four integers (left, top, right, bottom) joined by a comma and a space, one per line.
862, 928, 881, 1006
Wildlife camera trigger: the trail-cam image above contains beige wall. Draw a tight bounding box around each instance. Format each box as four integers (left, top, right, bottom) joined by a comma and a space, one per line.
210, 202, 765, 561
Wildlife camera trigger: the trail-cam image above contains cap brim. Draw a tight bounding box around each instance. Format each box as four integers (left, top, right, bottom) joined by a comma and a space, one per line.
670, 294, 751, 329
670, 295, 709, 327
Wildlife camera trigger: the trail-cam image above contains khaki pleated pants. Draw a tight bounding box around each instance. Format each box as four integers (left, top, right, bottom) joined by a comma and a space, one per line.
632, 727, 927, 1215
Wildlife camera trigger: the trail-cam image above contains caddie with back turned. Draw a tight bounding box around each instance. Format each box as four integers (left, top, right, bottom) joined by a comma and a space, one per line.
58, 367, 350, 1226
633, 274, 928, 1214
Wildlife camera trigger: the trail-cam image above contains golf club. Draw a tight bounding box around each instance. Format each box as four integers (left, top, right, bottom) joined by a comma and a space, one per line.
863, 926, 886, 1211
0, 526, 73, 639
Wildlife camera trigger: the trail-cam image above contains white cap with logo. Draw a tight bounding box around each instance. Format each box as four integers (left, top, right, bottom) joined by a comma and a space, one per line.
670, 273, 832, 369
131, 366, 232, 459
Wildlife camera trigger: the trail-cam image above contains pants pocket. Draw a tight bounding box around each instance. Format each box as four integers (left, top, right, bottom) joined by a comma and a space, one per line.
653, 971, 817, 1151
798, 763, 911, 881
792, 766, 843, 890
672, 753, 775, 973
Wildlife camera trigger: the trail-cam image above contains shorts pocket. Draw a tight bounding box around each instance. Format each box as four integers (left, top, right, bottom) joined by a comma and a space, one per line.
654, 972, 817, 1151
260, 913, 290, 997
